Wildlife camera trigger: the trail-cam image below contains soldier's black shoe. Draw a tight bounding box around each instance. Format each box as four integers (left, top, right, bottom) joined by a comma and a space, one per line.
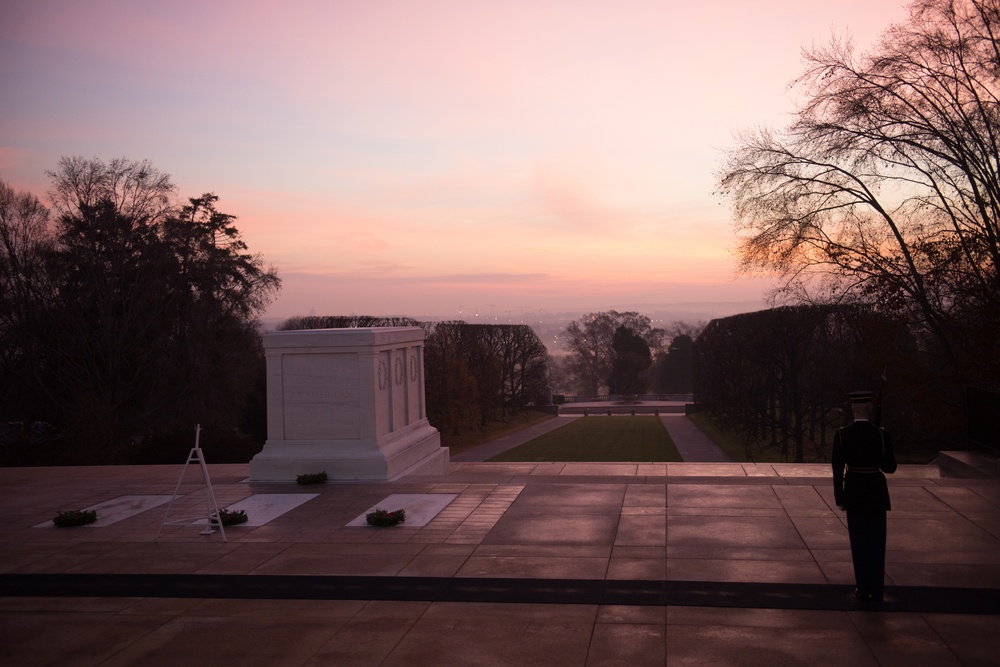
855, 589, 871, 601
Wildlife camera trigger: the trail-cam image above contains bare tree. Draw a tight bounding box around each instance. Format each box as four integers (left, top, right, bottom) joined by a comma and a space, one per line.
430, 322, 548, 423
0, 180, 53, 424
562, 311, 664, 394
47, 156, 175, 226
717, 0, 1000, 384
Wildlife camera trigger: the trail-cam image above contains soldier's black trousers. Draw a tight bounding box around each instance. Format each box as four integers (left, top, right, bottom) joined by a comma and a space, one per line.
846, 510, 887, 599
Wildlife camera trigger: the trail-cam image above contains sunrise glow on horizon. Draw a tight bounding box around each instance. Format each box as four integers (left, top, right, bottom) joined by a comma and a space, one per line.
1, 0, 910, 321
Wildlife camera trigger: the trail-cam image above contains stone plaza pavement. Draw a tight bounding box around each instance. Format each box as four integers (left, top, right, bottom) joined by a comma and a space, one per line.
1, 437, 998, 664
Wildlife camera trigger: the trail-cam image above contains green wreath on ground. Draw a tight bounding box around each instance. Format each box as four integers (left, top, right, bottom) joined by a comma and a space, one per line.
366, 508, 405, 527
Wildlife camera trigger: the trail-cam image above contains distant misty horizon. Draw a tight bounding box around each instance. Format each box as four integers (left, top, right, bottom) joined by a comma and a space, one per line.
259, 298, 771, 331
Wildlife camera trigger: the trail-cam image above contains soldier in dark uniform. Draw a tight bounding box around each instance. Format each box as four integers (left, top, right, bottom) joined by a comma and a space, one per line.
832, 391, 897, 601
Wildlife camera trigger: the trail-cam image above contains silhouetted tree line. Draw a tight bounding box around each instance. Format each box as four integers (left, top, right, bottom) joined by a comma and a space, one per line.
424, 322, 549, 435
693, 304, 951, 463
0, 158, 280, 465
277, 315, 423, 330
553, 311, 700, 396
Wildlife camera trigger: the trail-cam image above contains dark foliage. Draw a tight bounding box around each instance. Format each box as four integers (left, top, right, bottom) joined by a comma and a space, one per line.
52, 509, 97, 527
561, 311, 664, 395
0, 158, 280, 465
296, 471, 328, 485
425, 322, 549, 434
218, 509, 248, 526
607, 326, 652, 395
366, 508, 406, 527
693, 305, 943, 462
652, 334, 694, 393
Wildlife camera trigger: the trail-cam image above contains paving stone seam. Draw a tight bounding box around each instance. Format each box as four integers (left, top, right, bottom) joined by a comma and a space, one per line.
2, 573, 996, 615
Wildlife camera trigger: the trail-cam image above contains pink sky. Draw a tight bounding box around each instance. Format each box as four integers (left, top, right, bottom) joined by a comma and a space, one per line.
1, 0, 911, 321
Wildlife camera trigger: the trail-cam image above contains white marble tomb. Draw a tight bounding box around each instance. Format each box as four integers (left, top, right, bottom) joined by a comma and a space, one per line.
248, 327, 449, 481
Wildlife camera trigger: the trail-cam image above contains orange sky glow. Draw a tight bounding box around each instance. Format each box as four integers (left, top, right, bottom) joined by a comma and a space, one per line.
1, 0, 911, 321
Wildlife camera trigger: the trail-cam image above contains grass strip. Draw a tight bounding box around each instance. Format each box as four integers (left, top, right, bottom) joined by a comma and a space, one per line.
441, 411, 557, 456
489, 416, 682, 462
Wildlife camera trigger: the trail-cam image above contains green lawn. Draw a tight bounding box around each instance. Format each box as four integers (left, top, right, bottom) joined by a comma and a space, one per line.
489, 416, 683, 462
440, 411, 557, 456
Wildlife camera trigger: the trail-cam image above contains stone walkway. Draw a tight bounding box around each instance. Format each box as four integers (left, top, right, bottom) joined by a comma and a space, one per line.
659, 414, 733, 462
1, 461, 997, 665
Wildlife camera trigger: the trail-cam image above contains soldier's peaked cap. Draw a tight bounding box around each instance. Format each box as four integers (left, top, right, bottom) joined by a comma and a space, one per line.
847, 390, 874, 403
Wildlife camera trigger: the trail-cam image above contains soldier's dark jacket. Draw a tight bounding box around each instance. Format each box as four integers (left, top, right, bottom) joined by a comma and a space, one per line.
832, 420, 897, 511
